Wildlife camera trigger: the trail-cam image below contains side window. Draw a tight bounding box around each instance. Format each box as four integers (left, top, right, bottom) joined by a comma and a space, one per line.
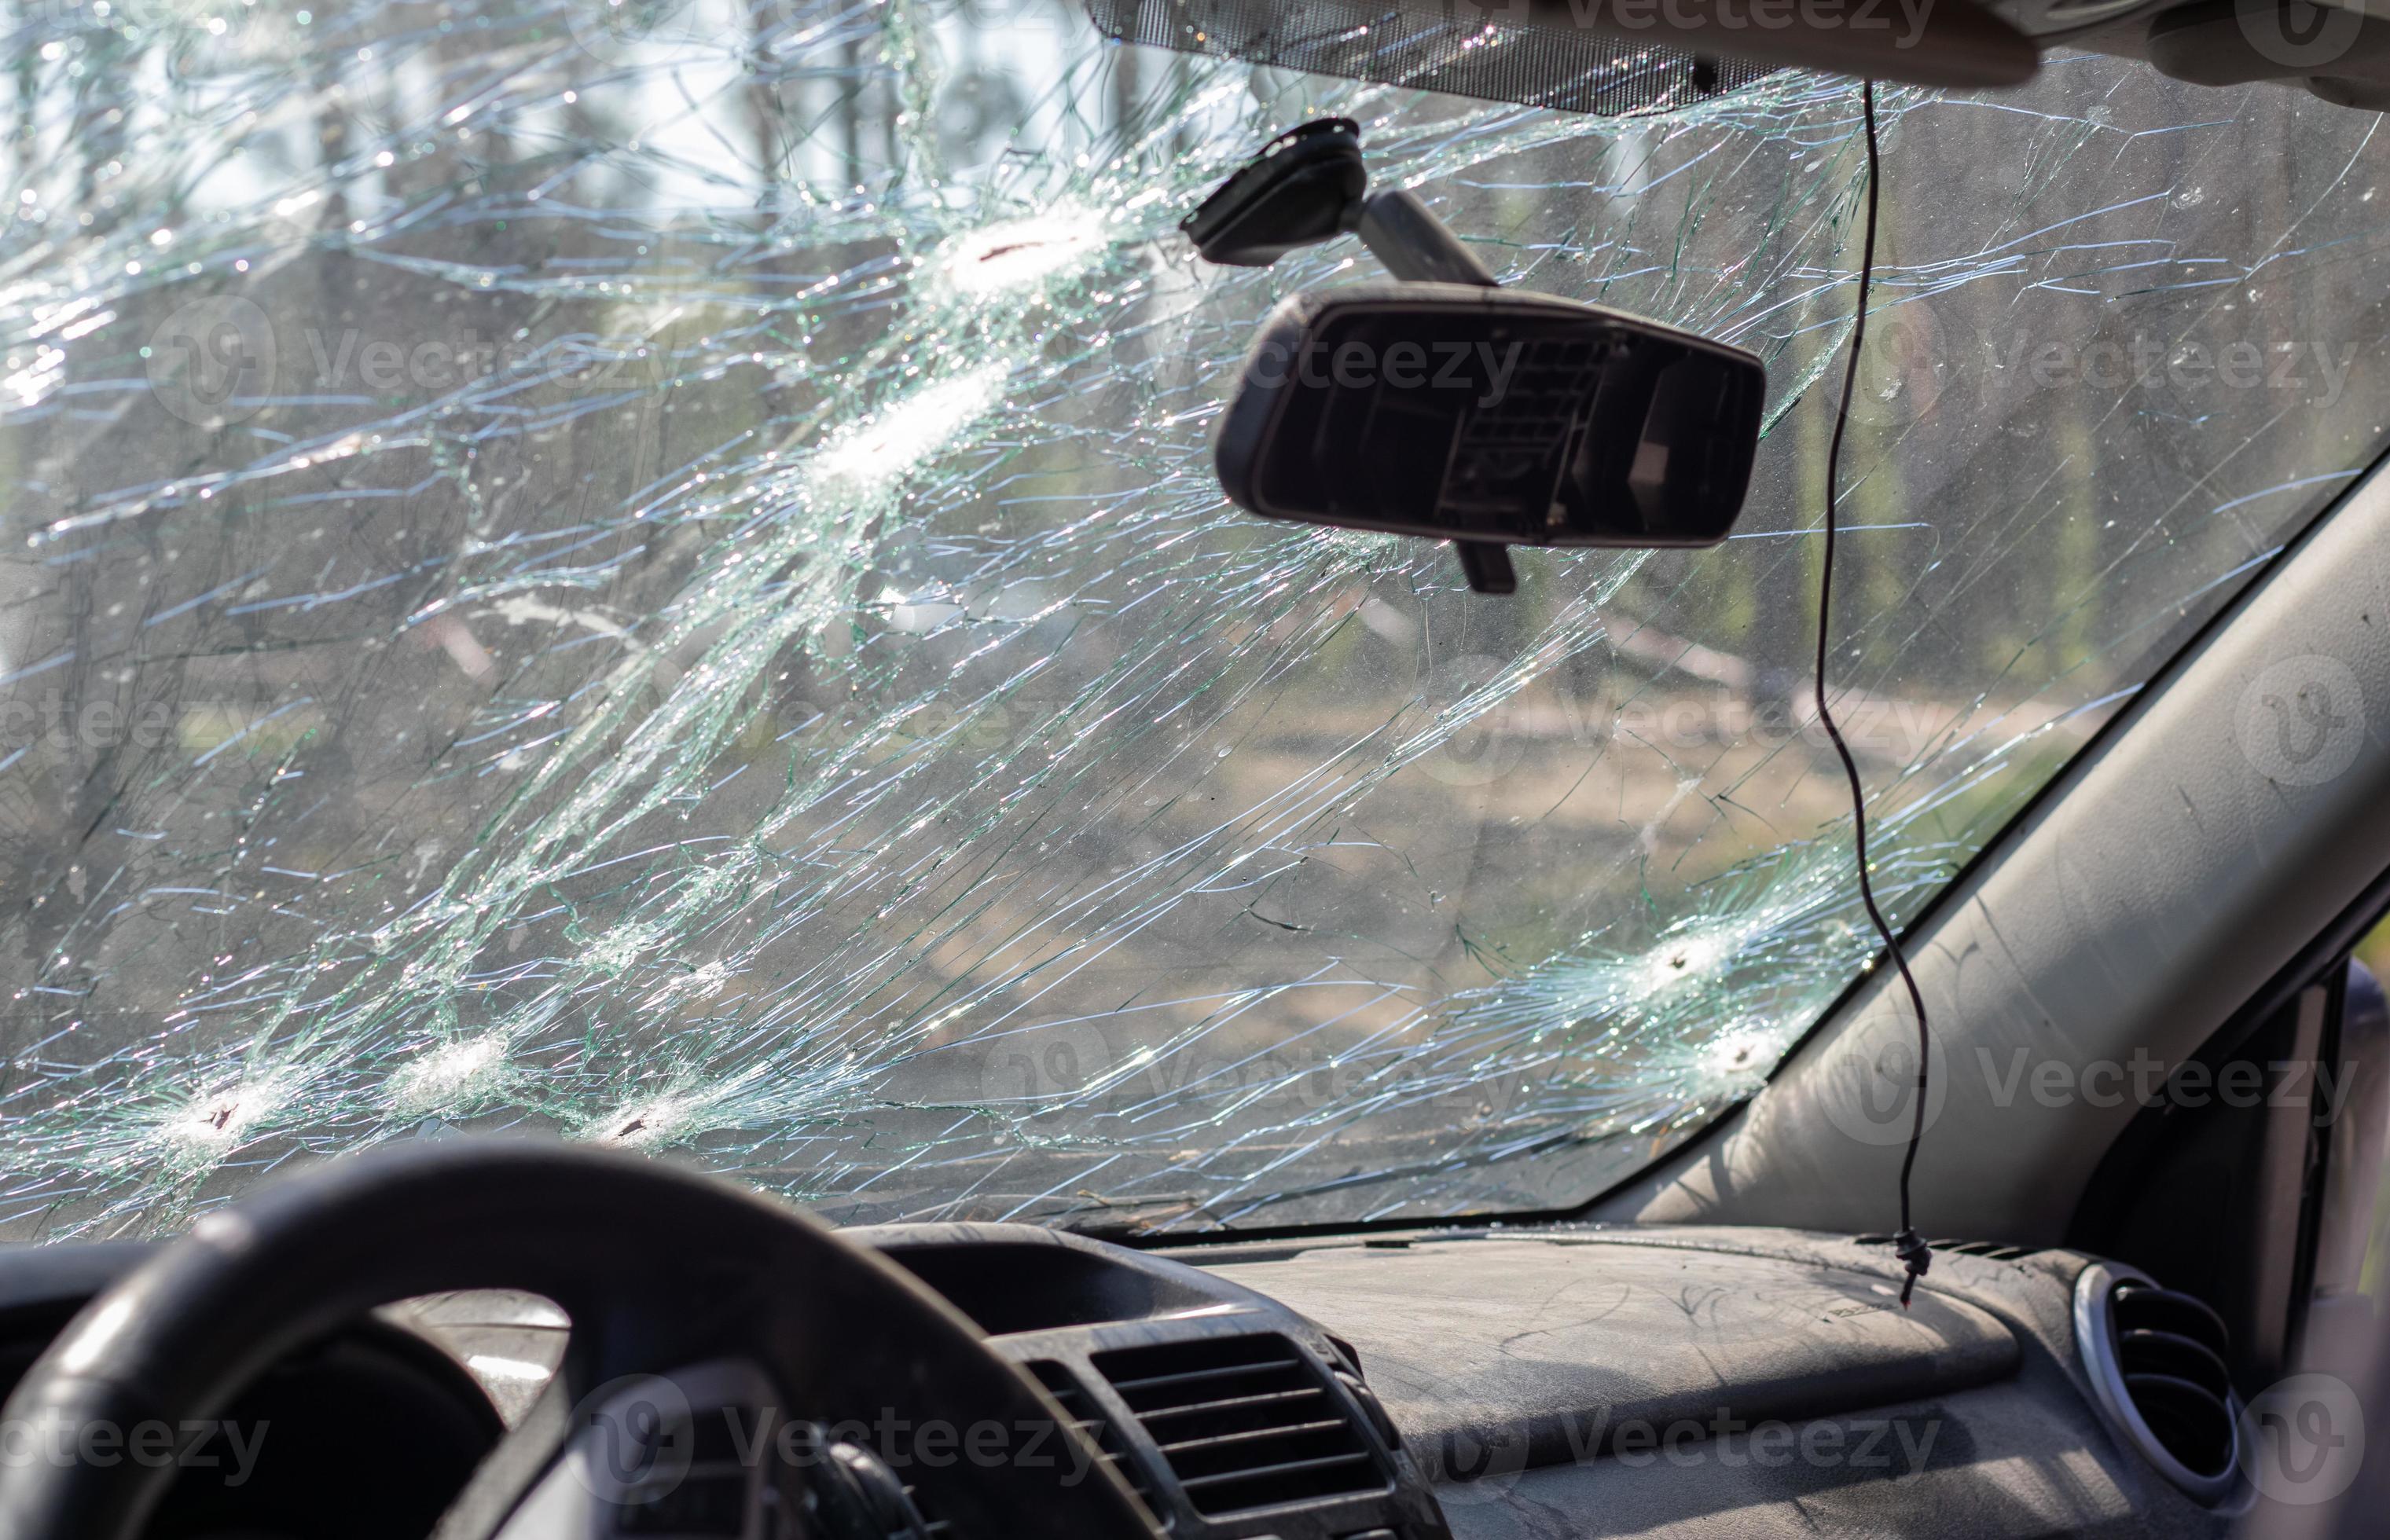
2070, 949, 2390, 1395
2318, 937, 2390, 1355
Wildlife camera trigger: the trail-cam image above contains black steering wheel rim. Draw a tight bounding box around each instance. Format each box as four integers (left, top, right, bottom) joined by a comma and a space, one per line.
0, 1139, 1161, 1540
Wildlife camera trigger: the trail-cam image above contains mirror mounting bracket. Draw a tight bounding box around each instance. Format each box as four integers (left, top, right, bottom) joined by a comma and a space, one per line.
1181, 119, 1518, 590
1188, 121, 1759, 596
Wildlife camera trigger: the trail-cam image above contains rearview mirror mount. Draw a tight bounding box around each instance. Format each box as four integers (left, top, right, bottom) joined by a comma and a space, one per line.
1193, 121, 1768, 595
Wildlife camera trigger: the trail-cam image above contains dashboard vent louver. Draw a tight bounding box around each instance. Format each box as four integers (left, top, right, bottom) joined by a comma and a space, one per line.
1089, 1333, 1387, 1518
1026, 1360, 1157, 1516
2112, 1282, 2236, 1476
2073, 1263, 2239, 1502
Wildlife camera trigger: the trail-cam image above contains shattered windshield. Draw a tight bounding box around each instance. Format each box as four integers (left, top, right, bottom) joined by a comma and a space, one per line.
1, 2, 2384, 1239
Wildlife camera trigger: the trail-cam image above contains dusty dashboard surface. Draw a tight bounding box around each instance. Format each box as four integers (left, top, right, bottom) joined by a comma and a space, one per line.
0, 1219, 2254, 1538
1181, 1229, 2127, 1539
848, 1222, 2235, 1540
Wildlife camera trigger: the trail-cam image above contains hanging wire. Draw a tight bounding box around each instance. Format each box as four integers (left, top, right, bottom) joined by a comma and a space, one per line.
1815, 79, 1933, 1308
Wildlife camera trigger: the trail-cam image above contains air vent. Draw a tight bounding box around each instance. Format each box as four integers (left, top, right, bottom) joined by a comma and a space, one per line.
1088, 1333, 1388, 1519
2073, 1263, 2239, 1502
1025, 1360, 1158, 1518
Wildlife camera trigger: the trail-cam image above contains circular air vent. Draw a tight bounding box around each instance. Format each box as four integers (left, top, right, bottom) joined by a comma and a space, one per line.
2072, 1263, 2240, 1502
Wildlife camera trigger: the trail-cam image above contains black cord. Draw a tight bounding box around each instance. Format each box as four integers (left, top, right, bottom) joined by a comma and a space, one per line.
1815, 80, 1932, 1309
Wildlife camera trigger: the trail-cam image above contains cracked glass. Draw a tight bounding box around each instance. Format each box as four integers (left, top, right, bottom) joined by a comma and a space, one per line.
1, 2, 2385, 1238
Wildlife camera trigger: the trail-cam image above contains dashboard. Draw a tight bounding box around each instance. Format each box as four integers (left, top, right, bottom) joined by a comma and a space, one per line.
0, 1222, 2251, 1539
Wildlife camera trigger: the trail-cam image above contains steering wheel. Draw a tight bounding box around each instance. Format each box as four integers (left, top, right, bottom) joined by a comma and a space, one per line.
0, 1141, 1163, 1540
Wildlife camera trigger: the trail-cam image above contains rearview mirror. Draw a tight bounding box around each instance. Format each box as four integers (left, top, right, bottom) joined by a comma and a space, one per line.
1215, 282, 1766, 593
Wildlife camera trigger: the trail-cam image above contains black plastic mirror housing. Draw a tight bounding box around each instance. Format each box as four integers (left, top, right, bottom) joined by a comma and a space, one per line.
1216, 283, 1766, 590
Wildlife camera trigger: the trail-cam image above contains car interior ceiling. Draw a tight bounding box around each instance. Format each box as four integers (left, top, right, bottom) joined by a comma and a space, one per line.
7, 0, 2390, 1537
